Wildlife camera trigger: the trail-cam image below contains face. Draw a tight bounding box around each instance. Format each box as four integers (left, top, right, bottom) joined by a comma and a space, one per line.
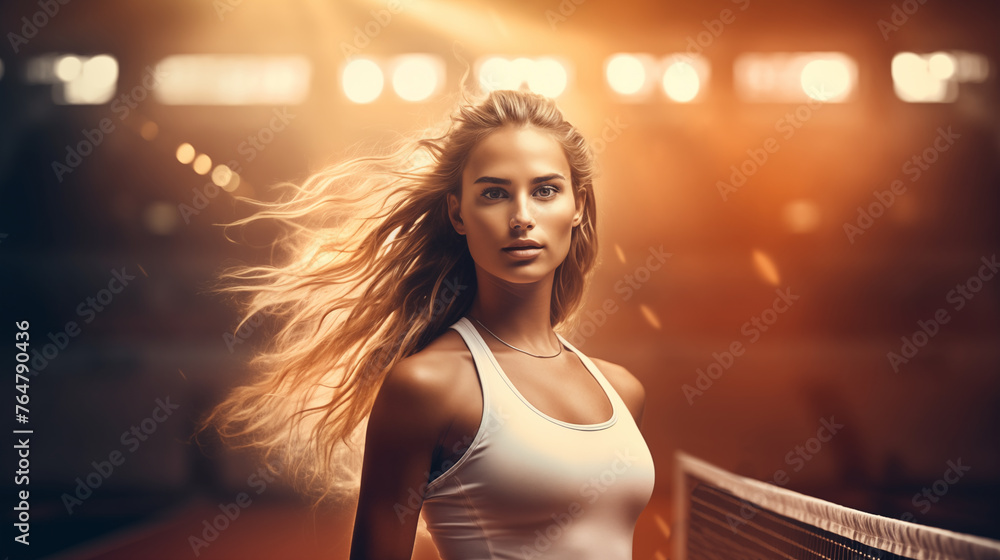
447, 125, 585, 284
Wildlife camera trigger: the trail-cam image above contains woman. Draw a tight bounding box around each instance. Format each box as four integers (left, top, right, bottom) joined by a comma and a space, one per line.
200, 88, 655, 559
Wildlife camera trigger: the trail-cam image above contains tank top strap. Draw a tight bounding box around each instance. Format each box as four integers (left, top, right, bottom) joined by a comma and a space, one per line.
554, 332, 629, 412
447, 316, 502, 396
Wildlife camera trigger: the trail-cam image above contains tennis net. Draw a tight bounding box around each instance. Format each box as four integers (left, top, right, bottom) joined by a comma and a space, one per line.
674, 451, 1000, 560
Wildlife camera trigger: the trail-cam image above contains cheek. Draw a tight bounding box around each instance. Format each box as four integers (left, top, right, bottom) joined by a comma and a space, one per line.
542, 199, 580, 229
463, 204, 502, 232
461, 205, 503, 248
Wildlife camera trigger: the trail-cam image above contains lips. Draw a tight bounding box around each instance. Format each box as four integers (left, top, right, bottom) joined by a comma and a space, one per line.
503, 241, 543, 250
502, 243, 544, 259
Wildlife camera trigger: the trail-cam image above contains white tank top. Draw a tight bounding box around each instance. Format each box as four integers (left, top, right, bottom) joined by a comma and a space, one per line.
420, 316, 656, 560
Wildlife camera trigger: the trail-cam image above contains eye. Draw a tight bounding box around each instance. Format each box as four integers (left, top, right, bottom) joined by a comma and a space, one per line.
536, 185, 559, 198
479, 185, 561, 200
480, 187, 505, 200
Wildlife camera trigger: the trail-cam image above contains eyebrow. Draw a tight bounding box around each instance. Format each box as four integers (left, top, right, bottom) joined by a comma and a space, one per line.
473, 173, 566, 186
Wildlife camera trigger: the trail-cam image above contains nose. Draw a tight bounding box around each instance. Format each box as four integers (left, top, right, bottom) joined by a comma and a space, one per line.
510, 193, 535, 230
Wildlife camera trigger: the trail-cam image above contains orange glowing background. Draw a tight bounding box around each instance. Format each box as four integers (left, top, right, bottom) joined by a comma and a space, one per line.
0, 0, 998, 558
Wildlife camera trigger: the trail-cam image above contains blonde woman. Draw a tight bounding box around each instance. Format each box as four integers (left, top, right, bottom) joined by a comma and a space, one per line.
200, 89, 655, 559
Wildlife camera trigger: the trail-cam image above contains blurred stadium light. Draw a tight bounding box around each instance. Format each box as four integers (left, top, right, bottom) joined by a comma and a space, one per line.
734, 52, 857, 103
892, 51, 990, 103
153, 55, 311, 105
476, 55, 570, 97
605, 53, 656, 98
26, 53, 119, 104
389, 54, 445, 102
663, 54, 710, 103
341, 57, 384, 103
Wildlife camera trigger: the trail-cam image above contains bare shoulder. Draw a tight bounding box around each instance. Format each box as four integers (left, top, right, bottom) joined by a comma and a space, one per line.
400, 328, 472, 380
373, 329, 474, 431
590, 357, 646, 426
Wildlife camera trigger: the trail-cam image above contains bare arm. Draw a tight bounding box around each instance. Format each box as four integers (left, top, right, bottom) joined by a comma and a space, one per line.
349, 360, 448, 560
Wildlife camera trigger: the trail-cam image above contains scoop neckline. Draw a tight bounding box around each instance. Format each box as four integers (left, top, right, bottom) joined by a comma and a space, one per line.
460, 317, 618, 431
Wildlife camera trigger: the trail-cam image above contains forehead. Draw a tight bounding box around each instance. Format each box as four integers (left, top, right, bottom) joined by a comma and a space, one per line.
463, 125, 570, 181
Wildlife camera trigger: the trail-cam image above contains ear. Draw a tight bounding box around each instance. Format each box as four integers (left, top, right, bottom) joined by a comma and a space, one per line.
571, 189, 587, 228
447, 192, 466, 235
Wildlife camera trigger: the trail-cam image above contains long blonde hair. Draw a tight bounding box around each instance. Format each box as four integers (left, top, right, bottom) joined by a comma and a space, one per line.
197, 88, 600, 506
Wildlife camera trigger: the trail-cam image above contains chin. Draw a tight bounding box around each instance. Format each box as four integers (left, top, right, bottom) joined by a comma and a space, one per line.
492, 257, 565, 283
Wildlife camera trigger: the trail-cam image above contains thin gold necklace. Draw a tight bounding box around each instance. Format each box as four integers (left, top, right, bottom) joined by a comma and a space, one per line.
468, 315, 563, 358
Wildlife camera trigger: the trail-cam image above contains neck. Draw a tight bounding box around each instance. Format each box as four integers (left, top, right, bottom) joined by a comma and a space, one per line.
466, 265, 560, 355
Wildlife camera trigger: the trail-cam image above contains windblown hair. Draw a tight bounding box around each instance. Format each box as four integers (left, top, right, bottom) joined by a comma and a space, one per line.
197, 88, 600, 506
